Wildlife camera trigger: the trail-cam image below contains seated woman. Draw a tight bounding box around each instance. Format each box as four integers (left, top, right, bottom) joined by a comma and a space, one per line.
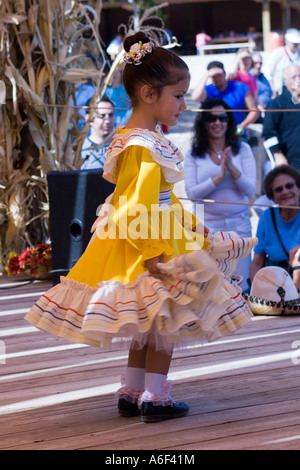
185, 98, 257, 290
250, 165, 300, 290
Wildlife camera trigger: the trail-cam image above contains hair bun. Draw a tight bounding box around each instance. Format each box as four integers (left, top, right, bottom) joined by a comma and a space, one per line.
123, 32, 150, 53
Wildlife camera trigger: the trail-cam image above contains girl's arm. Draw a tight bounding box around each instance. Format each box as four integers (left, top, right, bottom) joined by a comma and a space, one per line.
144, 253, 164, 275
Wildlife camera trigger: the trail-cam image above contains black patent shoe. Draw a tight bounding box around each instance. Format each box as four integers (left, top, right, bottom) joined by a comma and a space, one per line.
118, 398, 140, 417
140, 401, 189, 423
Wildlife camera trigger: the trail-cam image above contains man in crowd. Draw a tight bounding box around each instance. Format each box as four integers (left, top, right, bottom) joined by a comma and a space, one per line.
80, 96, 115, 170
262, 64, 300, 172
264, 28, 300, 96
191, 60, 259, 136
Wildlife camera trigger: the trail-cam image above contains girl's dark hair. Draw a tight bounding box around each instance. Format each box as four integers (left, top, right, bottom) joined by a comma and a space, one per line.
191, 98, 240, 158
123, 32, 189, 105
264, 164, 300, 199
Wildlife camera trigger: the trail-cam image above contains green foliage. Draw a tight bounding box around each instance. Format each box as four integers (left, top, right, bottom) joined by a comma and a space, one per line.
137, 1, 167, 21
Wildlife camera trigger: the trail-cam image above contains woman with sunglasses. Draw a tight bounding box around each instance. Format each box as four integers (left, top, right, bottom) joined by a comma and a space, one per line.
185, 98, 257, 290
250, 164, 300, 289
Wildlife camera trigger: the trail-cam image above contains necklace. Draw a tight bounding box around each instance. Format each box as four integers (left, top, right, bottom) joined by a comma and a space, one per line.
208, 147, 224, 160
284, 46, 295, 64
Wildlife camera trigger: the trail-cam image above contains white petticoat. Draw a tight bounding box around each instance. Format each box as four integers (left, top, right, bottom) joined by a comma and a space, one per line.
25, 231, 257, 351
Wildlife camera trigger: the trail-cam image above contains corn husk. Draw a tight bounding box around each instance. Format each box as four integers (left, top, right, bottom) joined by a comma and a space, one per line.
0, 0, 107, 266
0, 0, 169, 269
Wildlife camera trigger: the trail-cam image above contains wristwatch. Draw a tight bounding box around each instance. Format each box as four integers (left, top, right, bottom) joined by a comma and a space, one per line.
290, 266, 300, 273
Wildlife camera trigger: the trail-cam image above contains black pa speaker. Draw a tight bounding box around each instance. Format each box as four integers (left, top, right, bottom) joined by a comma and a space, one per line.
47, 169, 114, 285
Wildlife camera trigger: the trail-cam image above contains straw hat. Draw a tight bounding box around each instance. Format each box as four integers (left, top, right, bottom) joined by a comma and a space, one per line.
243, 266, 300, 315
285, 29, 300, 44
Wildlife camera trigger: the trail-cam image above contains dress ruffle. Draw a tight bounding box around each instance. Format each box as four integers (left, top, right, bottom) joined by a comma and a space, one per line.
104, 127, 184, 184
25, 231, 257, 351
116, 375, 144, 404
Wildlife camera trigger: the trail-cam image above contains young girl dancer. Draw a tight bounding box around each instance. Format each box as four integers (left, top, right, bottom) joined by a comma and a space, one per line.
26, 32, 256, 423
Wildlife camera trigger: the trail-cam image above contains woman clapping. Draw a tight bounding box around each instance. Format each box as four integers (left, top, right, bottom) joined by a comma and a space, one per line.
185, 98, 257, 289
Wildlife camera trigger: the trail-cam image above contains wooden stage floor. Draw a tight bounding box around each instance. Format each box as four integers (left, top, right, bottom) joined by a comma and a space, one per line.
0, 276, 300, 451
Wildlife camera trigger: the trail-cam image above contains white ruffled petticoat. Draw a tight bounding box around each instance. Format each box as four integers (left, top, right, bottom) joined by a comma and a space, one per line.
25, 231, 257, 353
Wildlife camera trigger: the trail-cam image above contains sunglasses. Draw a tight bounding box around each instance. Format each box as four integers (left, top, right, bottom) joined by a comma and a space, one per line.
205, 113, 229, 123
273, 181, 295, 194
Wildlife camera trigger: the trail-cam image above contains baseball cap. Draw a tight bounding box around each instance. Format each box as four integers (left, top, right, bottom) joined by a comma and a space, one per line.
285, 28, 300, 44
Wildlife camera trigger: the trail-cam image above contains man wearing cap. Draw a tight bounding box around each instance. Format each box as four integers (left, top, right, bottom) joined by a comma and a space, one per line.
265, 28, 300, 96
191, 60, 259, 136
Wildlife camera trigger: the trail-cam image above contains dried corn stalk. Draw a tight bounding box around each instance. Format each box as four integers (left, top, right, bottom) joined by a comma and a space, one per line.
0, 0, 171, 270
0, 0, 106, 266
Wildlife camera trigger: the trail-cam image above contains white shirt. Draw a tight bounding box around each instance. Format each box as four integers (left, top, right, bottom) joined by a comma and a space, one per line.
264, 45, 300, 94
184, 142, 257, 221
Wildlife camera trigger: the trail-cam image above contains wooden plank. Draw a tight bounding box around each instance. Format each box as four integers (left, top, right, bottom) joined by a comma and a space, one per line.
1, 278, 300, 450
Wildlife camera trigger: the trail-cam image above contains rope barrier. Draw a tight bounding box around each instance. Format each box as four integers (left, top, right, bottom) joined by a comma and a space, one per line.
19, 103, 300, 113
21, 102, 298, 210
17, 99, 300, 211
178, 196, 300, 211
187, 108, 300, 113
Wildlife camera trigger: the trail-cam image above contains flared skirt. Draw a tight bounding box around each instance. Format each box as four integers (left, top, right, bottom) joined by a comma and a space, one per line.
25, 231, 256, 351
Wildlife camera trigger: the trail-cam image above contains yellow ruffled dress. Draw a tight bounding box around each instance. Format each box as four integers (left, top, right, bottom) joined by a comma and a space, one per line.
25, 128, 257, 351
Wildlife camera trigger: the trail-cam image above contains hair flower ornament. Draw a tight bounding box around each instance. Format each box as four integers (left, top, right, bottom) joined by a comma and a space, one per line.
124, 40, 154, 65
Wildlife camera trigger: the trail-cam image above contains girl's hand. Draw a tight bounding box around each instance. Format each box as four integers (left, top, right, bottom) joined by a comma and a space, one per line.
192, 223, 210, 237
203, 225, 210, 237
144, 254, 164, 275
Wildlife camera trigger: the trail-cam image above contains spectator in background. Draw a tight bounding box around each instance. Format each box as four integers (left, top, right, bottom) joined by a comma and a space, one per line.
250, 165, 300, 290
228, 48, 258, 102
195, 30, 212, 55
80, 96, 115, 170
105, 69, 132, 128
250, 52, 273, 112
191, 61, 259, 137
265, 28, 300, 96
106, 34, 122, 60
162, 29, 173, 45
184, 98, 257, 289
74, 81, 96, 130
262, 64, 300, 172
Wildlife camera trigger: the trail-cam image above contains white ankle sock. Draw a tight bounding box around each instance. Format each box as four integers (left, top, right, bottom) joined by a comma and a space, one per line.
125, 367, 145, 390
139, 373, 173, 406
145, 372, 167, 393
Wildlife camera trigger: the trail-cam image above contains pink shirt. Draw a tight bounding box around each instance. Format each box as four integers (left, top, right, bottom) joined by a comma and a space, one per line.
234, 70, 257, 97
196, 33, 211, 47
